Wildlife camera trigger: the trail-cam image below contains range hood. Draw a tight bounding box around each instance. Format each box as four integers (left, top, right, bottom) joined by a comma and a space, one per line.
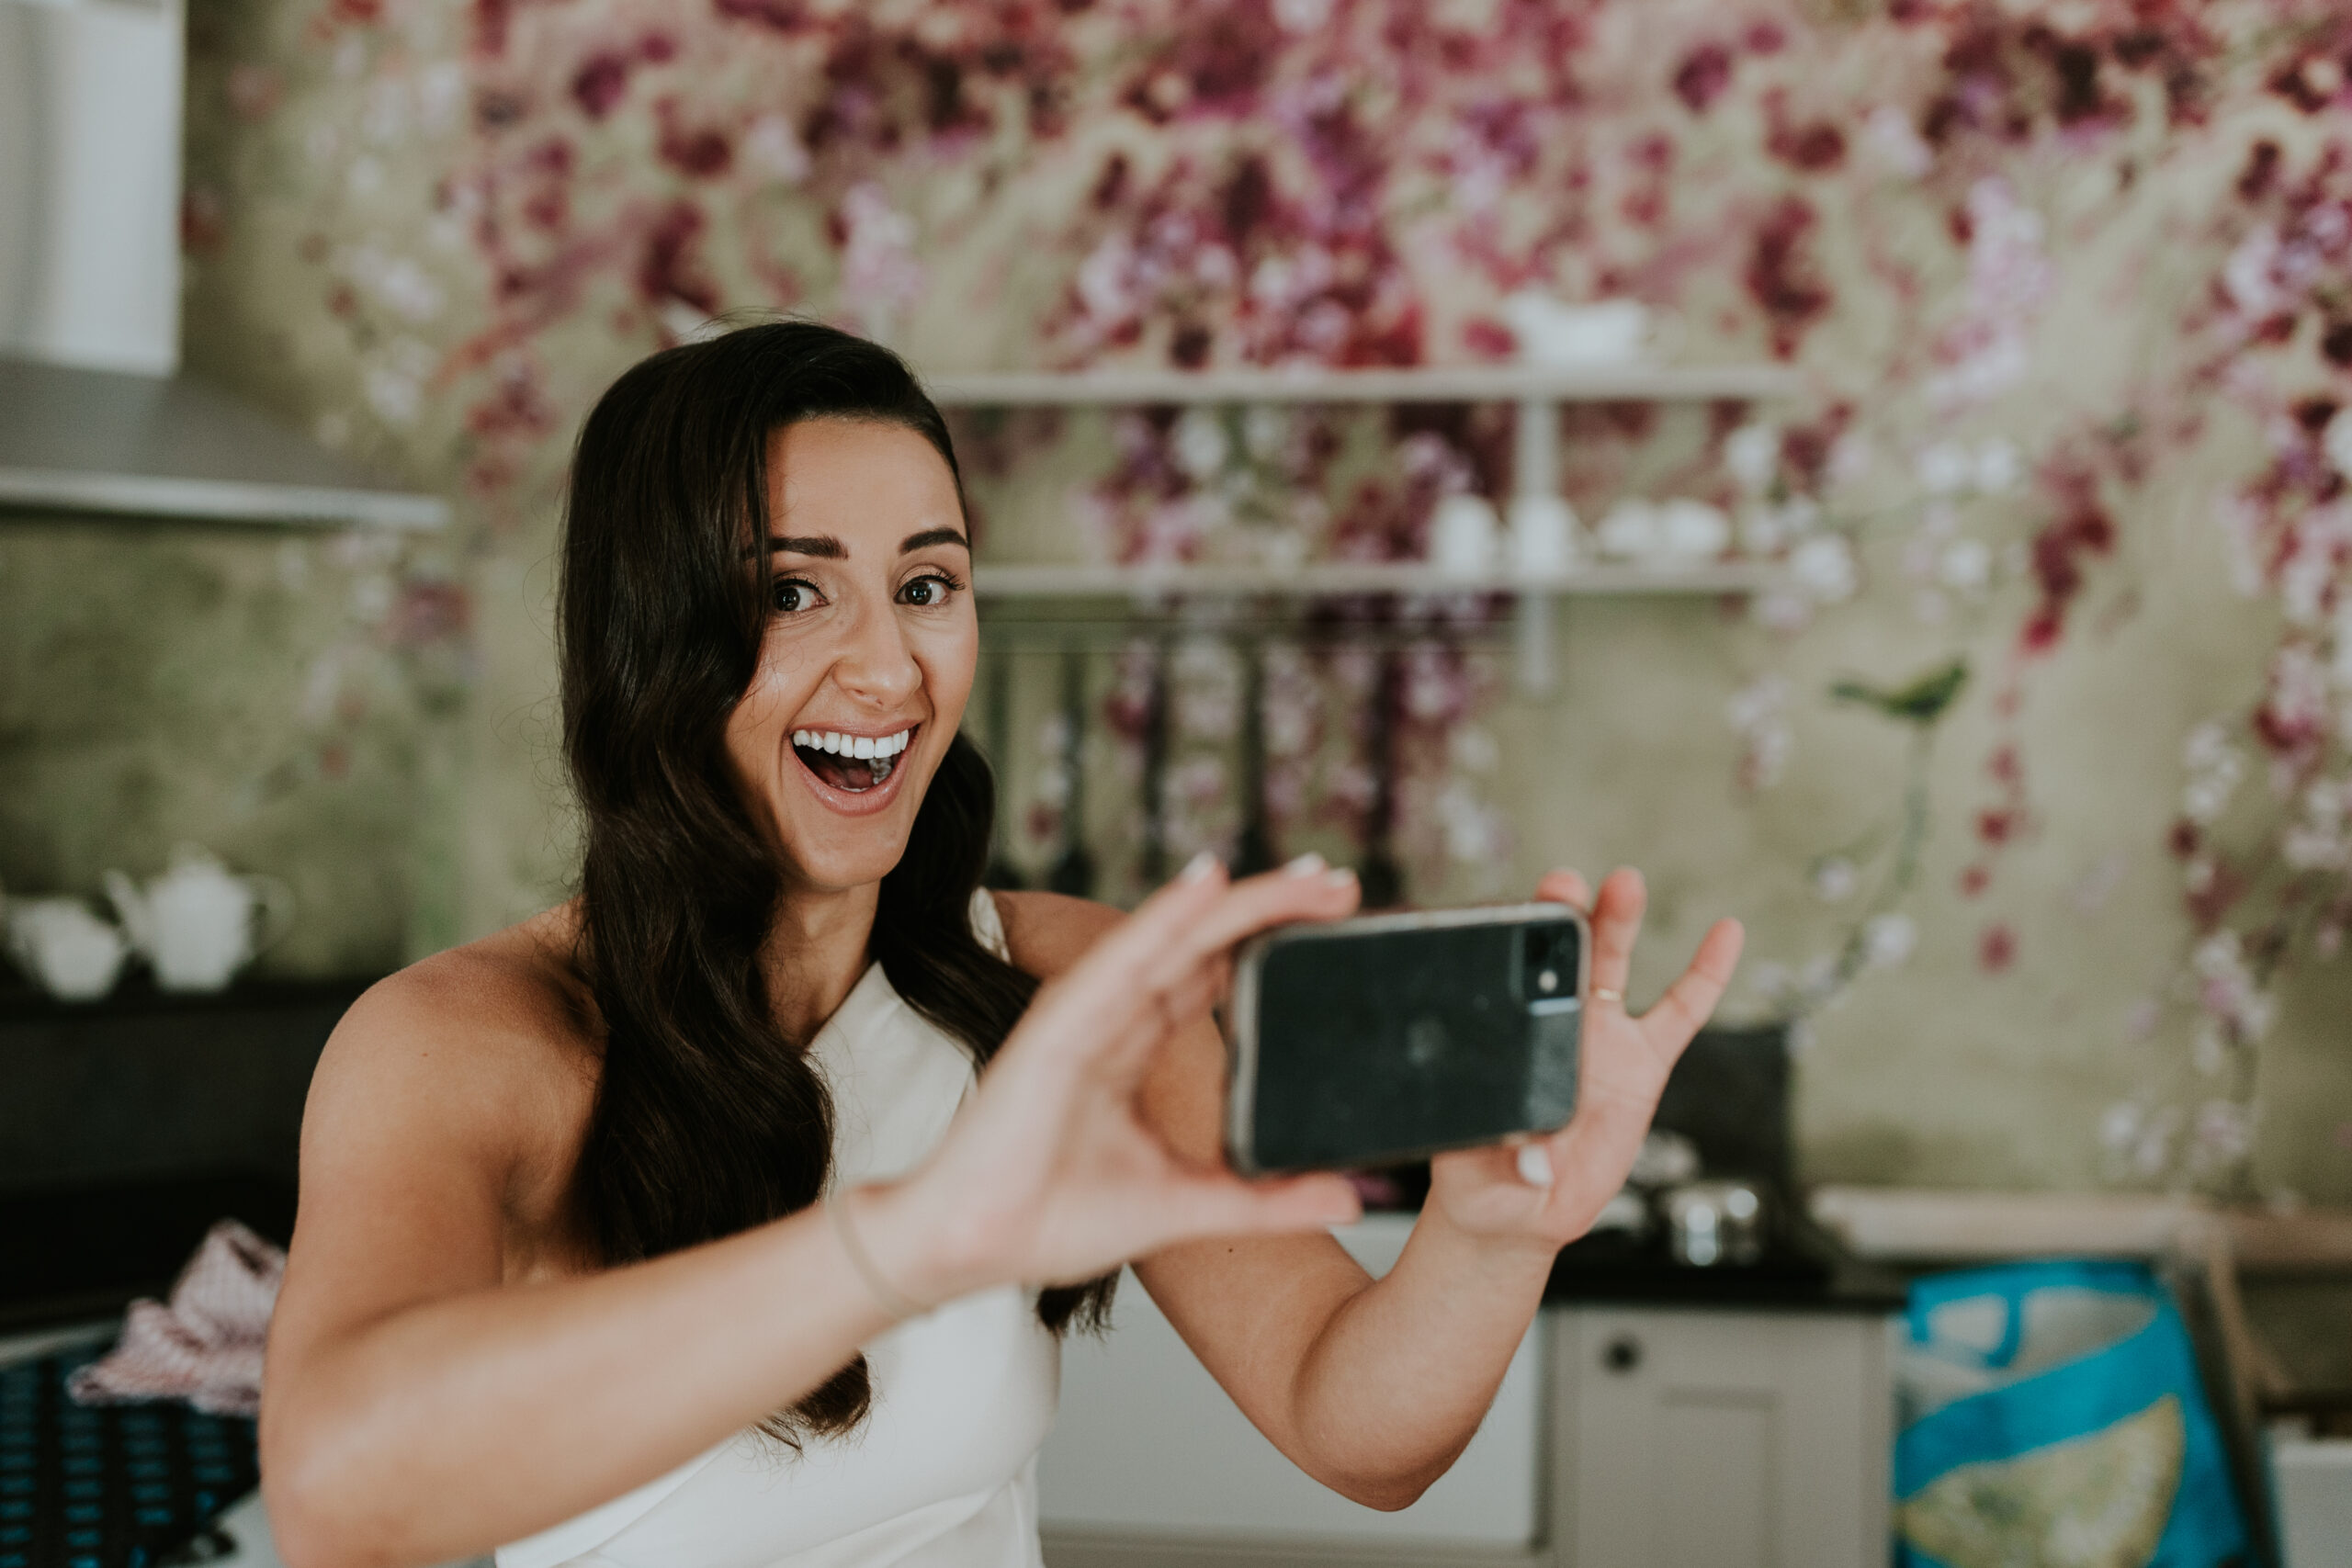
0, 0, 446, 530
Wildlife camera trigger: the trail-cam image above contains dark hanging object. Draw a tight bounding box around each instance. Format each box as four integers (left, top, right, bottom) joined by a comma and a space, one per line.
1357, 649, 1407, 910
1046, 647, 1095, 898
1231, 637, 1279, 876
1136, 637, 1172, 887
978, 647, 1025, 891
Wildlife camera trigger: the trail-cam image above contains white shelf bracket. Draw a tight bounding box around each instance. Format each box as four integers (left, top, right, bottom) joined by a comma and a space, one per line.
1511, 397, 1562, 697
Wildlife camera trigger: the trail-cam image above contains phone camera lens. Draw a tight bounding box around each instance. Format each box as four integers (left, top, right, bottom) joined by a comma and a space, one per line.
1537, 968, 1557, 992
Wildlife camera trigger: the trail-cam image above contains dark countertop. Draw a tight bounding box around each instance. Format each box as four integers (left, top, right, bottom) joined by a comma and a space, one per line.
0, 975, 371, 1201
0, 1171, 298, 1334
1541, 1221, 1909, 1314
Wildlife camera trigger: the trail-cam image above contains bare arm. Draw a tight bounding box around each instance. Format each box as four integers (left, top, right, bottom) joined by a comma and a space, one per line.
259, 954, 916, 1568
263, 866, 1362, 1568
1000, 866, 1744, 1510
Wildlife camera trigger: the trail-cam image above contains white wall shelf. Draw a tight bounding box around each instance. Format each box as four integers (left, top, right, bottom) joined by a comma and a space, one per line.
934, 359, 1803, 693
974, 560, 1775, 599
927, 363, 1799, 406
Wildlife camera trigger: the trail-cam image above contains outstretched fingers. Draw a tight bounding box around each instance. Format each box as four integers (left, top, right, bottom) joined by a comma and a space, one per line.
1586, 868, 1646, 1003
1634, 917, 1746, 1055
1024, 855, 1359, 1075
1150, 1166, 1362, 1245
1534, 867, 1591, 910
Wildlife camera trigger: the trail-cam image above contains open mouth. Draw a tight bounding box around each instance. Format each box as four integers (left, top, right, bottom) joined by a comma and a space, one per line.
791, 726, 915, 795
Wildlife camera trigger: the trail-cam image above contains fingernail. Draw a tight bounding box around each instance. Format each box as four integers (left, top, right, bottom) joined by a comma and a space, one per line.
1516, 1145, 1555, 1188
1324, 867, 1358, 890
1180, 850, 1221, 883
1282, 852, 1328, 877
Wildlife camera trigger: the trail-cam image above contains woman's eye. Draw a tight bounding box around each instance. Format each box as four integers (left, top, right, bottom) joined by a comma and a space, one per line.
771, 578, 820, 615
898, 574, 960, 608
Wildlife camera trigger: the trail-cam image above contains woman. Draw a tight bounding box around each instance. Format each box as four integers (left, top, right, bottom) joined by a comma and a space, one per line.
259, 321, 1744, 1568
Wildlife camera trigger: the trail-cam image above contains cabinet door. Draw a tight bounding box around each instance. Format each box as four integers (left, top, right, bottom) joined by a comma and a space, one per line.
1554, 1308, 1891, 1568
1040, 1217, 1547, 1547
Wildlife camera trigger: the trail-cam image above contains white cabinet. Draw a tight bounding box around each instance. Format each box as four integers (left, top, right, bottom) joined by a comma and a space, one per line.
1041, 1254, 1894, 1568
1550, 1307, 1891, 1568
1041, 1216, 1546, 1551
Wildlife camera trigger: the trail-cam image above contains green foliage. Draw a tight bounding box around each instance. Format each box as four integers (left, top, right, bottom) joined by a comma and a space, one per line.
1830, 658, 1969, 727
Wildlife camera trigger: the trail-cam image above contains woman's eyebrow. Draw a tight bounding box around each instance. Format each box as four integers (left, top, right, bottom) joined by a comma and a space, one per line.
766, 535, 845, 558
899, 526, 970, 554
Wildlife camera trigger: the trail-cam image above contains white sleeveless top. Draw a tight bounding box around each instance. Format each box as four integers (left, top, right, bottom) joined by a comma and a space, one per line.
498, 891, 1058, 1568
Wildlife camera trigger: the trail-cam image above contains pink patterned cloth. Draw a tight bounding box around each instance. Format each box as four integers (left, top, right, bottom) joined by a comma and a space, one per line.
68, 1219, 285, 1417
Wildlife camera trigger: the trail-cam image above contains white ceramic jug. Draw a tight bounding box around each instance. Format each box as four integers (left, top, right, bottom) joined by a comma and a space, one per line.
5, 895, 130, 1001
106, 846, 295, 994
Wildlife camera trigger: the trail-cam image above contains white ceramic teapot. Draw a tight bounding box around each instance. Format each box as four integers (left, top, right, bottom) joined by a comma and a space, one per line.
106, 845, 295, 994
4, 894, 130, 1001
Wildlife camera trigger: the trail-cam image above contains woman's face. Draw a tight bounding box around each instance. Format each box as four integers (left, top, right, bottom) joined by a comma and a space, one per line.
725, 418, 978, 896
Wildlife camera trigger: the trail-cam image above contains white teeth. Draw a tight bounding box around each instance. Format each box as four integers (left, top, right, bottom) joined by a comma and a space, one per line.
796, 728, 913, 757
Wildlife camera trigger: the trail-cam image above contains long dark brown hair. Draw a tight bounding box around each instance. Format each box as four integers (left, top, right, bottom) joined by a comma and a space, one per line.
558, 321, 1111, 1441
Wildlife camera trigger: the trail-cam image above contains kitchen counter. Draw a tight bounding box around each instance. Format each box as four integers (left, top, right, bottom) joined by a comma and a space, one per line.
1543, 1224, 1908, 1312
0, 1171, 296, 1333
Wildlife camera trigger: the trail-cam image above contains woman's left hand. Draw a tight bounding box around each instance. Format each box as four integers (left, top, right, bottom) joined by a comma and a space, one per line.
1425, 867, 1743, 1254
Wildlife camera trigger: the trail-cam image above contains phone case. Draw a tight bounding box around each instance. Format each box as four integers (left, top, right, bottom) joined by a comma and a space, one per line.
1224, 901, 1590, 1176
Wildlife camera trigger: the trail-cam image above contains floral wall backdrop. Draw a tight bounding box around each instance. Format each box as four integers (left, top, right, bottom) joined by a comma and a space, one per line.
136, 0, 2352, 1200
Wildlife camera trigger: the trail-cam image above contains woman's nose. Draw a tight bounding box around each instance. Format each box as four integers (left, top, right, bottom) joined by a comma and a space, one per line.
832, 601, 921, 708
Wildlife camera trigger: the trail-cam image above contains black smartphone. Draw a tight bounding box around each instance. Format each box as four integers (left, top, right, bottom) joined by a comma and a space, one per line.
1222, 902, 1590, 1176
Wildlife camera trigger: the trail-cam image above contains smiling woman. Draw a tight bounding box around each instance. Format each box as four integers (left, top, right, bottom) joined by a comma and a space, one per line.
252, 321, 1741, 1568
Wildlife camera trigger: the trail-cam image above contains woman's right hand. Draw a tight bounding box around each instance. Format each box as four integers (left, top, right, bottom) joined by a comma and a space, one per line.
854, 852, 1365, 1307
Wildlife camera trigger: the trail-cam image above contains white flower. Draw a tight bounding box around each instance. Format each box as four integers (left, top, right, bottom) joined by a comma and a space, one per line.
1725, 673, 1789, 732
1939, 538, 1991, 591
1973, 438, 2021, 494
2191, 1100, 2254, 1168
2183, 721, 2234, 773
1171, 409, 1230, 480
1812, 858, 1858, 902
741, 114, 812, 184
2222, 226, 2285, 317
1862, 912, 1917, 967
2325, 405, 2352, 481
2099, 1101, 2142, 1156
1917, 442, 1973, 495
1725, 424, 1780, 494
362, 364, 421, 425
1789, 534, 1858, 603
1863, 105, 1932, 178
1242, 405, 1290, 463
1450, 726, 1499, 773
417, 62, 465, 133
2283, 826, 2346, 870
2192, 1021, 2229, 1077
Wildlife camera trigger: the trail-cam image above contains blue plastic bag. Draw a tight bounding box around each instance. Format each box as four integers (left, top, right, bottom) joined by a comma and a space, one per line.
1894, 1259, 2249, 1568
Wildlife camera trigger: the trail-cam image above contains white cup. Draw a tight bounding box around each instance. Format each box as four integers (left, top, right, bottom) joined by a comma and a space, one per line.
1508, 494, 1581, 576
1595, 498, 1660, 559
1655, 499, 1732, 559
1428, 492, 1501, 577
1501, 293, 1682, 367
6, 897, 130, 1002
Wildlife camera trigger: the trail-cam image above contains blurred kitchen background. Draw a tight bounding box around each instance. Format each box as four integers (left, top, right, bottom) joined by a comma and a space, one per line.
8, 0, 2352, 1564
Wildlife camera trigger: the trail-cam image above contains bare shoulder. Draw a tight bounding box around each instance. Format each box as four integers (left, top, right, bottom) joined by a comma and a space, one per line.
306, 904, 599, 1185
989, 889, 1125, 980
